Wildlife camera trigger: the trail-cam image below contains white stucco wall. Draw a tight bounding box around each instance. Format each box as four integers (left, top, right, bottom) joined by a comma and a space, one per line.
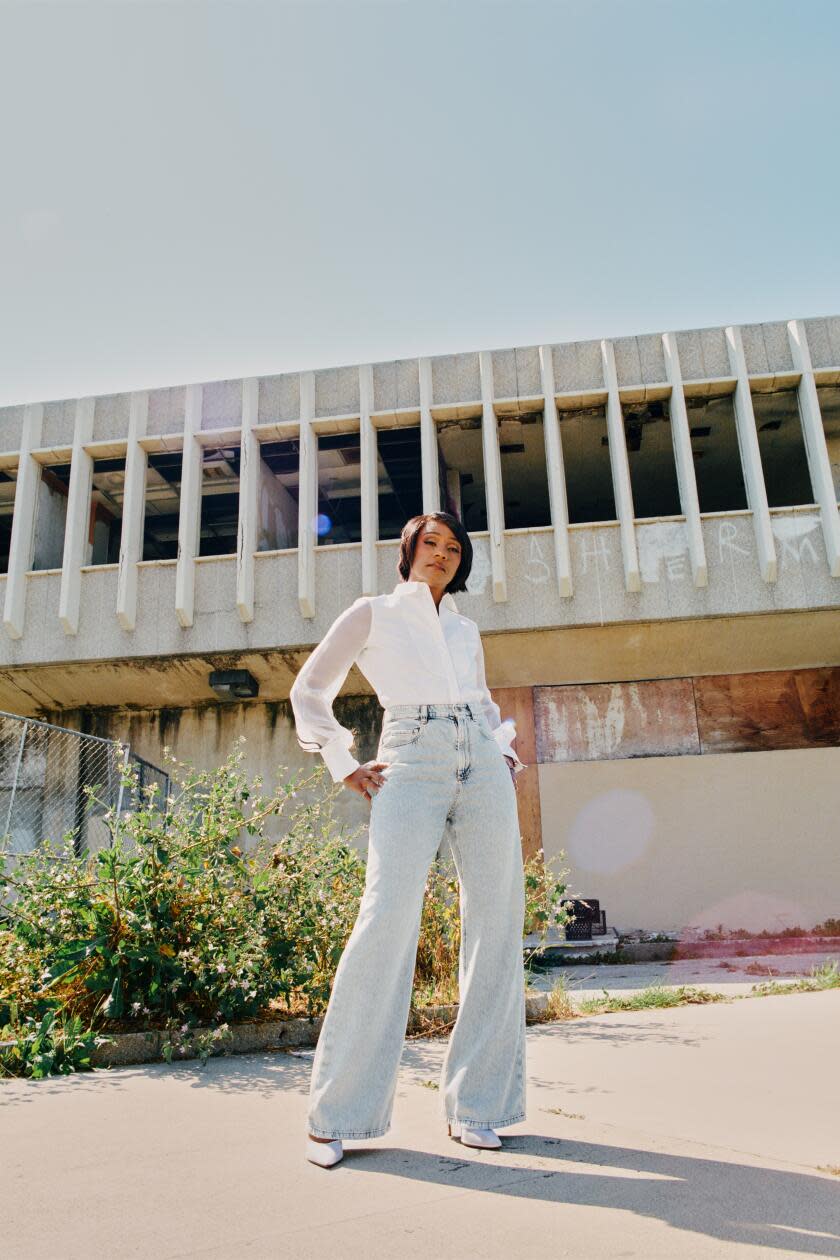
538, 746, 840, 934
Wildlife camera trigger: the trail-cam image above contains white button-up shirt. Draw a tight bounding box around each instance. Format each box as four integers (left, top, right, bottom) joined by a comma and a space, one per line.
290, 579, 527, 783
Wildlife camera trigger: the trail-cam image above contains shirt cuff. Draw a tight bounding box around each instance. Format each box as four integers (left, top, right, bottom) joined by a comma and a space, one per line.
493, 718, 528, 774
319, 737, 361, 784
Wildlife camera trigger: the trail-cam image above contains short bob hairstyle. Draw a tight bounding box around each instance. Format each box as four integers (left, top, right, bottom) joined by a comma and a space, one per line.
397, 512, 473, 594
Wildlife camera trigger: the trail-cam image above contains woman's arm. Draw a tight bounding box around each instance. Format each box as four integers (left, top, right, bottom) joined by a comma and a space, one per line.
290, 598, 373, 783
474, 629, 527, 775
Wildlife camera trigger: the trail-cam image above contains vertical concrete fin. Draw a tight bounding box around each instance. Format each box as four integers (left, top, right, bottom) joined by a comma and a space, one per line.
58, 397, 96, 635
236, 377, 260, 621
600, 340, 641, 592
116, 390, 149, 631
538, 346, 573, 597
787, 319, 840, 578
297, 371, 317, 618
359, 363, 378, 596
419, 357, 440, 513
3, 402, 45, 639
479, 350, 507, 603
662, 333, 708, 588
725, 326, 777, 583
175, 383, 203, 627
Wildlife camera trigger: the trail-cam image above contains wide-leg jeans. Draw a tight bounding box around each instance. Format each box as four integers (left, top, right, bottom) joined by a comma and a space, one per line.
307, 701, 527, 1140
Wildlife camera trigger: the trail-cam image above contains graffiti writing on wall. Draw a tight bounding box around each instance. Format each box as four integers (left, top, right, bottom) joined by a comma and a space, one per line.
524, 534, 551, 585
637, 522, 689, 584
770, 514, 821, 567
577, 532, 611, 576
717, 519, 750, 560
468, 512, 825, 597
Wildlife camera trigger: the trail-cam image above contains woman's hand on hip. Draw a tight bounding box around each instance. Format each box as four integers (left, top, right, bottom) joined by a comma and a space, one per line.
343, 760, 389, 802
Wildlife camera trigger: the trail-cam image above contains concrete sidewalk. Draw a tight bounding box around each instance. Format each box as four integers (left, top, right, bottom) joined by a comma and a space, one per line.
2, 990, 839, 1260
527, 949, 840, 1001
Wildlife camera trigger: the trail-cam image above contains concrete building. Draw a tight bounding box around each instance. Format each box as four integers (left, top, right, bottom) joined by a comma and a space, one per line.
1, 315, 839, 934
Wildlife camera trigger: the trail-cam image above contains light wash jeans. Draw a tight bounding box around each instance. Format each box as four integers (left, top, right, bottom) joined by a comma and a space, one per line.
307, 701, 527, 1140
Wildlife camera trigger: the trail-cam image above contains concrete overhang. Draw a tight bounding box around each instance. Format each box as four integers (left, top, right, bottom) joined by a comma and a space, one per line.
2, 606, 839, 717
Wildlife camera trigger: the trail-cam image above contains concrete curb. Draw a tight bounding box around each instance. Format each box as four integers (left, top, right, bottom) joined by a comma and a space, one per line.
606, 936, 840, 964
88, 994, 552, 1069
669, 935, 840, 960
90, 1013, 325, 1067
15, 942, 838, 1071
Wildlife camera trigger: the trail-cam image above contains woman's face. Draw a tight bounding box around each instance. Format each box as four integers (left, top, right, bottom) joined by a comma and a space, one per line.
408, 521, 462, 590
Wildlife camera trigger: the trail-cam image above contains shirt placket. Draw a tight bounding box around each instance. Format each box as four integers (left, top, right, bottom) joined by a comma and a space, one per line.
417, 588, 461, 702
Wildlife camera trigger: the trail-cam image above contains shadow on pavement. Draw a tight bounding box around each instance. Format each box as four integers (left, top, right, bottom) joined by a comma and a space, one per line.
342, 1134, 840, 1257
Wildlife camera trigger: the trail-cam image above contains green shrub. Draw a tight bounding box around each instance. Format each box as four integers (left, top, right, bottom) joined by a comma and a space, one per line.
260, 823, 367, 1016
0, 744, 354, 1035
413, 848, 571, 1007
414, 860, 462, 1007
0, 741, 570, 1076
0, 1005, 114, 1079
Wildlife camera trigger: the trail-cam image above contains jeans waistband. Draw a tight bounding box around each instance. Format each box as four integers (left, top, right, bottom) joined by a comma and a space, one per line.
384, 703, 480, 720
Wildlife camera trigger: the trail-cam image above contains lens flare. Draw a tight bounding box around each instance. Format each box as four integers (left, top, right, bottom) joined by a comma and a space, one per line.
567, 788, 655, 874
314, 514, 332, 537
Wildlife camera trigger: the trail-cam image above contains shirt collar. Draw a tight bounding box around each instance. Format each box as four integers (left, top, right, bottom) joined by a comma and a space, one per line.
393, 579, 458, 614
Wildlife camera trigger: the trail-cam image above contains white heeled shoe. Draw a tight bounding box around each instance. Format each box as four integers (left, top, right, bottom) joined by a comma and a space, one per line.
306, 1135, 344, 1168
447, 1121, 502, 1149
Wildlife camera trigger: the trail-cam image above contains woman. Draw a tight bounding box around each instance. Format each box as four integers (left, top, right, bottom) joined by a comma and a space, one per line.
290, 511, 528, 1169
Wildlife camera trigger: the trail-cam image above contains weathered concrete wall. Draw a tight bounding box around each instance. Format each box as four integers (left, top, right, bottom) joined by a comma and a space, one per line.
37, 687, 840, 935
4, 316, 835, 453
257, 457, 296, 551
4, 511, 840, 672
32, 476, 67, 570
48, 697, 384, 846
538, 746, 840, 933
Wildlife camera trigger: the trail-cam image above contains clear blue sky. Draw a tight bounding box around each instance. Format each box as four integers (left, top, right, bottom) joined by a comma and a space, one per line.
2, 0, 838, 407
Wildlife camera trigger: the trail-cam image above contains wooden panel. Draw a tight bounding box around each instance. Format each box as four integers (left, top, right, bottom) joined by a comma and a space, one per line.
695, 667, 840, 752
493, 685, 542, 861
534, 679, 700, 763
492, 684, 537, 763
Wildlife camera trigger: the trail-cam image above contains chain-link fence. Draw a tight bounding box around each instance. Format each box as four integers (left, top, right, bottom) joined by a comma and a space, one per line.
129, 751, 171, 817
0, 710, 169, 860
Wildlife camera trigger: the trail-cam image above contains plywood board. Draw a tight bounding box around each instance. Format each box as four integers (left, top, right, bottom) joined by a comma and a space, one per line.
534, 679, 701, 763
493, 685, 542, 861
695, 667, 840, 752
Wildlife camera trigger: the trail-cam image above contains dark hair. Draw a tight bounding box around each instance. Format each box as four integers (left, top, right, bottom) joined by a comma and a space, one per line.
397, 512, 473, 594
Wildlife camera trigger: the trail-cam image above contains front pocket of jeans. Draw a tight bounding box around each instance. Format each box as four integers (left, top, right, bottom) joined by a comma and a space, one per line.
380, 722, 422, 748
